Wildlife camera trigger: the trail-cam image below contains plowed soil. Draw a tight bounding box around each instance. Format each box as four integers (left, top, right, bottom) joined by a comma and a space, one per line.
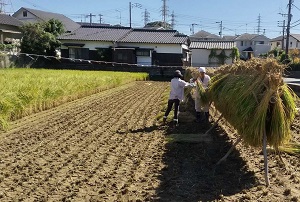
0, 81, 299, 202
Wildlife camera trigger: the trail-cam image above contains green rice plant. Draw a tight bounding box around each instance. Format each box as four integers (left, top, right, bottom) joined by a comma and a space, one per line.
279, 143, 300, 156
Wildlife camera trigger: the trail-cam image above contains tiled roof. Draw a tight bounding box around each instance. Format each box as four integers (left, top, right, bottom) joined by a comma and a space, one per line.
235, 33, 259, 40
58, 27, 132, 42
118, 29, 188, 44
78, 22, 111, 27
59, 28, 188, 44
0, 14, 23, 27
235, 33, 270, 41
291, 34, 300, 41
270, 36, 283, 42
13, 7, 80, 32
223, 35, 237, 40
190, 41, 236, 49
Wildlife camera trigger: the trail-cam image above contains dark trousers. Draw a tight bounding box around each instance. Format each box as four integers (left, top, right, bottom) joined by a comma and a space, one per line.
164, 99, 180, 120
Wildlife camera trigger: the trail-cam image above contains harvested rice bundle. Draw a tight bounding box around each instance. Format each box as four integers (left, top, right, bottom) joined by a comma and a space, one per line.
210, 58, 298, 148
184, 67, 199, 81
196, 80, 211, 105
184, 67, 214, 104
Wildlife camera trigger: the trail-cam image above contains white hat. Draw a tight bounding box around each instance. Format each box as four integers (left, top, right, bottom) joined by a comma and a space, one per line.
199, 67, 206, 73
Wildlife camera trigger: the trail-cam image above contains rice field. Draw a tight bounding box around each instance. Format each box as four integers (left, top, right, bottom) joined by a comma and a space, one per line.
0, 68, 148, 130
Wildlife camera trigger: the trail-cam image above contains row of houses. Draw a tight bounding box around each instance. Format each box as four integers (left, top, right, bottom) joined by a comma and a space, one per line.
0, 7, 298, 67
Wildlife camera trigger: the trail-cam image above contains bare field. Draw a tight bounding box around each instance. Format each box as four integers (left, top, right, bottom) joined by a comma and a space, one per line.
0, 81, 299, 202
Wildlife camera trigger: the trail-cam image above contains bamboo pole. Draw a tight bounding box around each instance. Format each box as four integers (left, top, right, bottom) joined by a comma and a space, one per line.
204, 114, 223, 135
216, 136, 242, 165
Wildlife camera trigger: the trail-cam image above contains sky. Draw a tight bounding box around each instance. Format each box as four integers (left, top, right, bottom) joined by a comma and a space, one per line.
4, 0, 300, 39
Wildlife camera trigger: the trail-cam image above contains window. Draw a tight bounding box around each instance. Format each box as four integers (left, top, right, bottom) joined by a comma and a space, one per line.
23, 11, 27, 17
241, 41, 244, 46
136, 50, 150, 56
117, 53, 127, 61
290, 42, 293, 47
69, 48, 82, 59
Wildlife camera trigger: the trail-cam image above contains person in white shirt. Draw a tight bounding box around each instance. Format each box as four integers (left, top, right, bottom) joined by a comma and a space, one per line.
163, 70, 194, 126
194, 67, 211, 123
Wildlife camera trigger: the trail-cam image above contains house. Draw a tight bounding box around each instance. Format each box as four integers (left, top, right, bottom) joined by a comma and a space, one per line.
0, 14, 23, 44
235, 33, 271, 59
115, 29, 189, 66
271, 34, 300, 50
58, 26, 189, 66
12, 7, 80, 32
270, 36, 284, 50
190, 40, 236, 67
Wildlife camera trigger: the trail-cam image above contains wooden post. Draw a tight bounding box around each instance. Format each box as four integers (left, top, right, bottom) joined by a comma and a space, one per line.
263, 129, 270, 186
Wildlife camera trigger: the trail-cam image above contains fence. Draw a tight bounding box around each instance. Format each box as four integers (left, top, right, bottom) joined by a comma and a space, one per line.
0, 53, 186, 80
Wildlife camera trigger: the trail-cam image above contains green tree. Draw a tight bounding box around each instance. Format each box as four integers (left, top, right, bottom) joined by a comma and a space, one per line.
20, 19, 64, 56
145, 21, 172, 29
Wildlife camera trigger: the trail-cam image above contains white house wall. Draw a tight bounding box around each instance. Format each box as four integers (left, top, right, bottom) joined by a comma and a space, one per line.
191, 49, 232, 67
271, 37, 300, 50
13, 9, 41, 23
270, 40, 282, 50
288, 37, 299, 49
253, 44, 271, 56
191, 49, 210, 66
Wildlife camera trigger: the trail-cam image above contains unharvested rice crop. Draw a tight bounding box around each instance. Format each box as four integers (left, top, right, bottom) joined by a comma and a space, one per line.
0, 68, 148, 130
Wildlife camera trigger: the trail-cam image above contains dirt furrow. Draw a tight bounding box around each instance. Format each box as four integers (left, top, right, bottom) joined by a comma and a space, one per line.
0, 81, 169, 201
0, 85, 152, 200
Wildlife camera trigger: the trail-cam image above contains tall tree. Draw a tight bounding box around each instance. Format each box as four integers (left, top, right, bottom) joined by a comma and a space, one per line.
144, 21, 172, 30
20, 19, 65, 56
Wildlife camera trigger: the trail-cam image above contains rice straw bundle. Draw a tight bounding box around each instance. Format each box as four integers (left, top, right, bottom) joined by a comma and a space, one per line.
196, 80, 211, 105
210, 58, 297, 148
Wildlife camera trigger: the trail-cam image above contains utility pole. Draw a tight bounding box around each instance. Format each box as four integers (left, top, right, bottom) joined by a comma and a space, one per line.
86, 13, 96, 26
170, 11, 175, 29
129, 2, 142, 28
282, 20, 285, 50
216, 21, 223, 37
286, 0, 293, 60
278, 20, 286, 50
143, 9, 150, 26
98, 14, 103, 24
161, 0, 168, 29
257, 14, 261, 34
